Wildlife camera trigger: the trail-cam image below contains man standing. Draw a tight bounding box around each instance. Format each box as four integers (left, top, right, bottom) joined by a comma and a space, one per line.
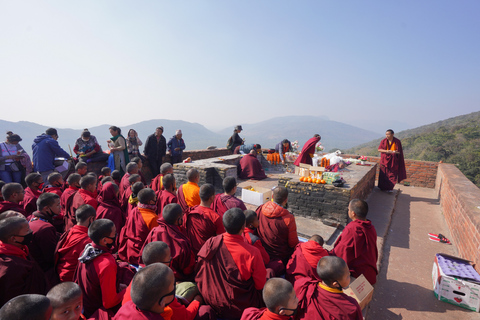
294, 134, 321, 166
144, 127, 167, 177
377, 129, 406, 192
167, 130, 185, 164
32, 128, 71, 182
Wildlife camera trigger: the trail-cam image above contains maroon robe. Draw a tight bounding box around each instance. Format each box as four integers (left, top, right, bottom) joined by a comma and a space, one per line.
378, 137, 407, 191
22, 187, 42, 217
293, 136, 320, 166
44, 186, 63, 197
239, 153, 267, 180
176, 185, 189, 213
119, 173, 131, 198
61, 186, 78, 218
118, 207, 150, 266
142, 218, 195, 282
294, 278, 362, 320
55, 225, 90, 282
211, 194, 247, 217
184, 205, 225, 255
0, 200, 27, 218
195, 235, 264, 320
332, 219, 378, 285
156, 189, 177, 217
28, 212, 60, 275
97, 183, 125, 233
114, 301, 165, 320
0, 242, 48, 306
241, 308, 292, 320
120, 187, 133, 215
150, 174, 164, 192
286, 241, 328, 284
68, 189, 98, 232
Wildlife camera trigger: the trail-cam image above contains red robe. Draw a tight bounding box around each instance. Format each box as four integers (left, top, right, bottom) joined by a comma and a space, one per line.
195, 234, 265, 320
114, 301, 165, 320
239, 153, 267, 180
55, 225, 90, 282
22, 187, 42, 217
120, 187, 133, 215
243, 227, 270, 265
176, 185, 189, 213
142, 219, 195, 282
0, 242, 48, 306
211, 194, 247, 217
0, 200, 27, 218
97, 183, 125, 233
44, 186, 63, 197
294, 278, 362, 320
286, 241, 328, 284
69, 189, 98, 231
293, 136, 320, 166
378, 137, 407, 191
156, 190, 177, 217
184, 205, 225, 255
118, 173, 131, 198
150, 174, 164, 192
241, 308, 292, 320
28, 213, 60, 275
62, 186, 79, 232
332, 219, 378, 285
118, 207, 151, 266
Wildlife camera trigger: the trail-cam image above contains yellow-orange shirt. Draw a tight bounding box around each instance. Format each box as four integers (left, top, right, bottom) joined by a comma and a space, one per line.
139, 208, 159, 231
387, 141, 396, 151
183, 181, 201, 208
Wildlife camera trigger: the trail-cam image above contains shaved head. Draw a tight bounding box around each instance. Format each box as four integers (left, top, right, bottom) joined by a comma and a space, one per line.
309, 234, 324, 247
317, 256, 348, 287
46, 282, 82, 308
263, 278, 295, 313
142, 241, 171, 266
0, 216, 28, 242
0, 294, 52, 320
131, 263, 174, 311
162, 203, 183, 225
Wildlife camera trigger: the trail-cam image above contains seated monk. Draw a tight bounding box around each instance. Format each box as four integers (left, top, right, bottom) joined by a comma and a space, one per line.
238, 145, 267, 180
22, 173, 44, 217
211, 176, 247, 217
55, 204, 96, 282
243, 210, 270, 266
97, 182, 125, 232
47, 282, 87, 320
111, 170, 122, 186
114, 263, 175, 320
119, 162, 139, 197
184, 183, 225, 255
61, 173, 81, 227
0, 294, 52, 320
196, 208, 267, 319
241, 278, 298, 320
118, 188, 158, 266
75, 162, 88, 177
177, 168, 201, 212
125, 180, 144, 217
294, 256, 362, 320
44, 172, 64, 197
331, 199, 378, 285
69, 175, 98, 232
151, 163, 173, 192
130, 156, 147, 185
120, 174, 142, 213
156, 173, 177, 217
74, 219, 127, 318
142, 203, 195, 282
0, 182, 27, 217
0, 216, 48, 306
293, 134, 321, 166
256, 187, 298, 273
286, 235, 329, 284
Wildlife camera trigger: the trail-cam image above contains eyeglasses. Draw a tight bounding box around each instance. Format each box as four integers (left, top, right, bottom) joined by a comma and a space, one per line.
158, 283, 176, 305
161, 257, 173, 266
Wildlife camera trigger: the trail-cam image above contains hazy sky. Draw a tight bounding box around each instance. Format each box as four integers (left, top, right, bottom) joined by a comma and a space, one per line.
1, 1, 479, 134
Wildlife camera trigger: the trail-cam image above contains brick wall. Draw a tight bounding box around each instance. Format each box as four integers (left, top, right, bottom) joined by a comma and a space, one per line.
435, 163, 480, 272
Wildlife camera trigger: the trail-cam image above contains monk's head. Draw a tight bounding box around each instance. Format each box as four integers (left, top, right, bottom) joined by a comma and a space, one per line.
222, 176, 237, 195
67, 173, 81, 189
25, 172, 43, 190
0, 294, 52, 320
223, 208, 245, 235
111, 170, 121, 182
162, 174, 176, 192
47, 282, 83, 320
386, 129, 394, 140
163, 203, 183, 227
130, 157, 143, 170
0, 216, 31, 248
129, 174, 142, 187
131, 263, 175, 314
75, 162, 88, 176
75, 204, 96, 228
317, 256, 351, 289
0, 210, 24, 220
37, 192, 61, 219
309, 234, 324, 247
88, 219, 116, 249
273, 186, 288, 207
142, 241, 171, 266
131, 182, 145, 198
101, 176, 114, 185
314, 134, 321, 140
244, 210, 259, 229
80, 175, 97, 193
199, 183, 215, 207
160, 163, 174, 175
348, 199, 368, 221
138, 188, 156, 205
101, 167, 111, 177
1, 182, 24, 203
263, 278, 298, 316
186, 168, 200, 184
126, 162, 139, 175
47, 172, 64, 188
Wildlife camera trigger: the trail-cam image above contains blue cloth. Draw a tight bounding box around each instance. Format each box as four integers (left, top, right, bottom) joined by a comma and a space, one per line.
32, 134, 70, 172
167, 136, 186, 157
107, 153, 116, 172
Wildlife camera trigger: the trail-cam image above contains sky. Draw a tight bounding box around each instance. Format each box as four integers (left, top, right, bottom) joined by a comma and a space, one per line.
1, 1, 479, 134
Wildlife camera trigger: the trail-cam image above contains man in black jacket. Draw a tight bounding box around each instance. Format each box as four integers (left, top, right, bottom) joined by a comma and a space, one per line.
144, 127, 167, 177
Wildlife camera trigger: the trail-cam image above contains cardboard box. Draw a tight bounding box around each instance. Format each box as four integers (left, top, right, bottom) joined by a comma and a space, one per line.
241, 186, 272, 206
432, 253, 480, 312
344, 275, 374, 310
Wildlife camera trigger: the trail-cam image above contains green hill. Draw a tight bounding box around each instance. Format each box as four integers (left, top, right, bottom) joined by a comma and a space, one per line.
345, 111, 480, 187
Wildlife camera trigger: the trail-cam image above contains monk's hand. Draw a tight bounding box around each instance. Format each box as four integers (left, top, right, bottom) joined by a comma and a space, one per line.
119, 283, 128, 291
193, 295, 204, 305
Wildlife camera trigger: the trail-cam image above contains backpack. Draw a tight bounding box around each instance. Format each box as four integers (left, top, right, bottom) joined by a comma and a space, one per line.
226, 136, 233, 150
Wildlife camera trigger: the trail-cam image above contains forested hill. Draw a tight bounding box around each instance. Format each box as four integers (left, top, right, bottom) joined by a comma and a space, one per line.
345, 111, 480, 187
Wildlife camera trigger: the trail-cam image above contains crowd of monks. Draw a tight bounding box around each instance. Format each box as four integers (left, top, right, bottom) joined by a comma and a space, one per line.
0, 153, 379, 320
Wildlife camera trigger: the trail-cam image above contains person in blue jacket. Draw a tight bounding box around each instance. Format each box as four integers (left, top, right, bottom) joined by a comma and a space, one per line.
167, 130, 186, 164
32, 128, 71, 182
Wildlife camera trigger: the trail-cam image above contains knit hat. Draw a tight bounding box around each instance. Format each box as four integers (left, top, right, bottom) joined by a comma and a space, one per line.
176, 130, 182, 135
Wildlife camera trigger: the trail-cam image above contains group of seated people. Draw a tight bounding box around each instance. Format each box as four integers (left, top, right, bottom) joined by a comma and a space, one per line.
0, 157, 378, 320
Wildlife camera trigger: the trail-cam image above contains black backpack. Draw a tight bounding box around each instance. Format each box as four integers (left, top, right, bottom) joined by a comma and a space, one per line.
226, 136, 233, 150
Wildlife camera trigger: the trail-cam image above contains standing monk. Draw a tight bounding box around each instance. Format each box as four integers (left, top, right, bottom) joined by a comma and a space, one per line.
144, 126, 167, 178
293, 134, 320, 166
377, 129, 406, 192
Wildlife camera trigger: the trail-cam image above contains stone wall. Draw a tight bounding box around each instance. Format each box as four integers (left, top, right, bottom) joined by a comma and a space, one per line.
435, 163, 480, 272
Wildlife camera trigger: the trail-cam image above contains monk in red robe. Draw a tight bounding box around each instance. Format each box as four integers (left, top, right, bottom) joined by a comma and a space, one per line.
243, 210, 270, 265
211, 176, 246, 217
142, 203, 195, 282
47, 282, 86, 320
286, 235, 329, 284
239, 147, 267, 180
293, 134, 321, 166
43, 172, 64, 197
378, 129, 407, 191
74, 219, 127, 318
0, 216, 48, 306
0, 182, 27, 217
150, 163, 173, 192
119, 162, 139, 197
331, 199, 378, 285
69, 176, 98, 232
184, 184, 225, 255
196, 208, 267, 319
156, 174, 177, 217
130, 156, 147, 185
61, 173, 81, 225
256, 187, 298, 271
22, 173, 44, 217
97, 182, 125, 232
0, 294, 52, 320
294, 256, 362, 320
241, 278, 298, 320
55, 204, 96, 282
120, 174, 142, 214
177, 168, 201, 212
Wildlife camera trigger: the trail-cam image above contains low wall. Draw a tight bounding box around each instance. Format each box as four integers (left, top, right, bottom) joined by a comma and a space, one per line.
435, 163, 480, 272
